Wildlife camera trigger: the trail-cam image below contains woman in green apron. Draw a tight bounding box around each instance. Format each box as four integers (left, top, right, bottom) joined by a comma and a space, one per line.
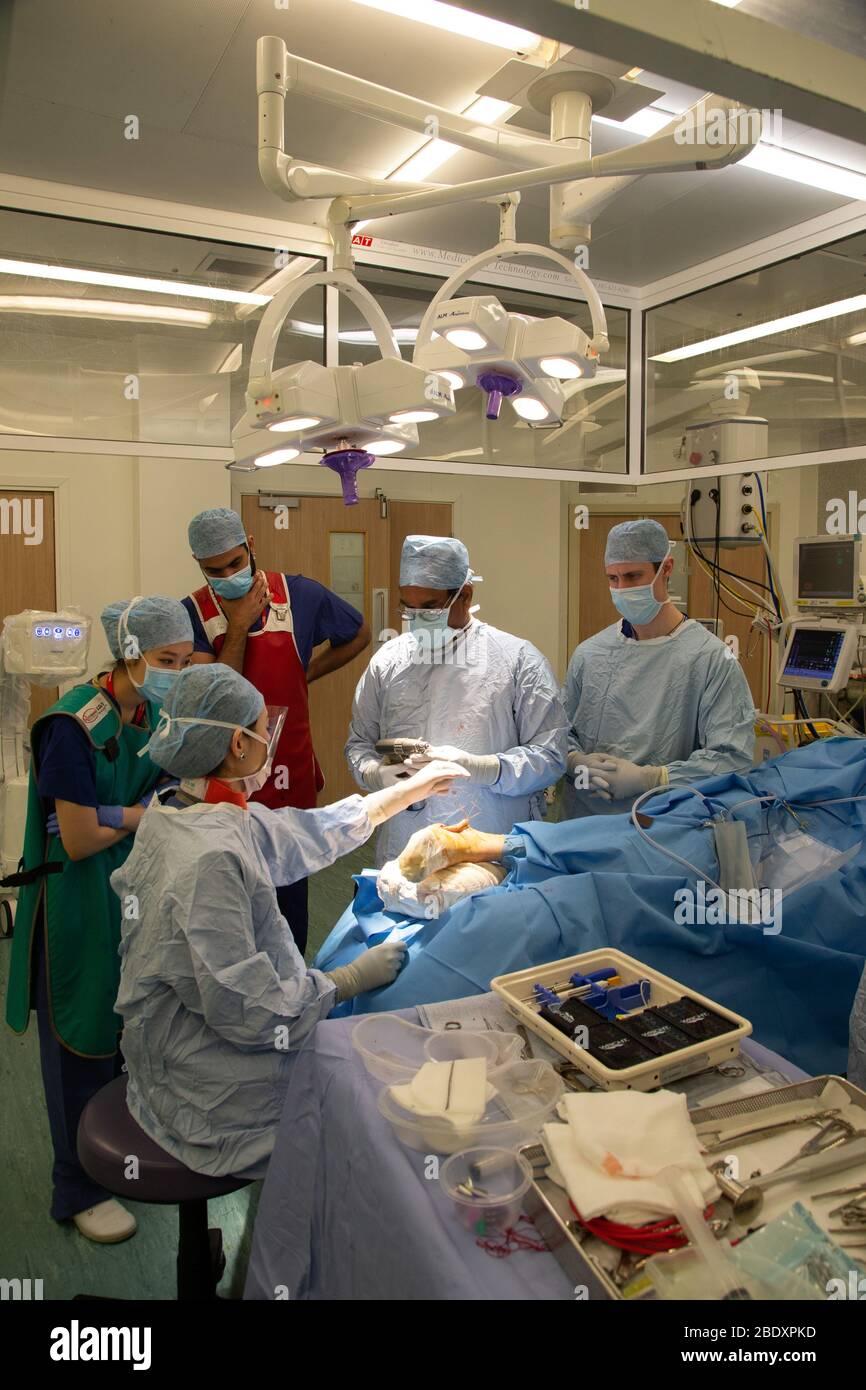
5, 595, 193, 1243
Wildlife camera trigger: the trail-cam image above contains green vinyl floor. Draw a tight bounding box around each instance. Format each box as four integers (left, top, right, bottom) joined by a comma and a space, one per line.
0, 840, 375, 1301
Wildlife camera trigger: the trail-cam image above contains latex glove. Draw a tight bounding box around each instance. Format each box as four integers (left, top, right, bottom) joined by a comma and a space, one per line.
45, 812, 60, 836
96, 804, 125, 830
581, 753, 665, 802
398, 818, 507, 883
363, 760, 413, 791
406, 745, 500, 786
365, 760, 469, 827
326, 940, 407, 1001
566, 749, 586, 777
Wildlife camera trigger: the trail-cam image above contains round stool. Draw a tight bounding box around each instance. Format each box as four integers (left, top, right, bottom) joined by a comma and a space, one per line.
78, 1075, 250, 1299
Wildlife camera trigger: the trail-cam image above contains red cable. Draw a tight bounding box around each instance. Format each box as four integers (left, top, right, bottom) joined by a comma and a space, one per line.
568, 1199, 714, 1256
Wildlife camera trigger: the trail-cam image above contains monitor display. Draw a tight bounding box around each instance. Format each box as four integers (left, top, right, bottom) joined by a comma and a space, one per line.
797, 540, 855, 601
783, 627, 846, 681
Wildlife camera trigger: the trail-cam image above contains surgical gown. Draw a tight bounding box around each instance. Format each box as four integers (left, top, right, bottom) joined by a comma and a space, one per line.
561, 618, 756, 819
111, 795, 373, 1178
346, 619, 567, 865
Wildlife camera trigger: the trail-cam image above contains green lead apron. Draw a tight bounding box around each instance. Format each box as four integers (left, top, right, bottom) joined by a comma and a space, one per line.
5, 682, 160, 1058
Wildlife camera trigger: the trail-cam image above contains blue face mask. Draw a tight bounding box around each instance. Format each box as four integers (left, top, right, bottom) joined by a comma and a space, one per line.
210, 564, 253, 600
610, 578, 663, 626
130, 663, 182, 704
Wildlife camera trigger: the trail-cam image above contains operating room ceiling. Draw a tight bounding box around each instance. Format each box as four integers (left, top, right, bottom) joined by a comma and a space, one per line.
0, 0, 865, 288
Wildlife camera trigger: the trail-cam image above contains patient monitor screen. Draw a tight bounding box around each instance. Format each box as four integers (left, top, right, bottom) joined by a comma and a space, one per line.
783, 627, 846, 683
798, 540, 855, 601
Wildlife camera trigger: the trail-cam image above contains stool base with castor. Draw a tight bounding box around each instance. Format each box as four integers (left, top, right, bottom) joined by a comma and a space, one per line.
77, 1075, 250, 1300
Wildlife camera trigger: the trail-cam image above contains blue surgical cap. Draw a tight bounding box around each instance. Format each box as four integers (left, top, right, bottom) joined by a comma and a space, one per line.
101, 597, 193, 661
400, 535, 472, 590
188, 508, 247, 560
604, 519, 671, 565
147, 664, 264, 778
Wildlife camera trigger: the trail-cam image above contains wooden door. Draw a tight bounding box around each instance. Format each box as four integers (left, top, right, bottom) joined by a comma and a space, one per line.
241, 492, 454, 801
0, 490, 57, 722
242, 493, 387, 800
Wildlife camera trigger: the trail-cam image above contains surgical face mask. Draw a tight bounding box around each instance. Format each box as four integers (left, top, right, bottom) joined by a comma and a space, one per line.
402, 585, 463, 638
128, 662, 182, 705
208, 563, 253, 600
116, 597, 184, 704
610, 572, 664, 626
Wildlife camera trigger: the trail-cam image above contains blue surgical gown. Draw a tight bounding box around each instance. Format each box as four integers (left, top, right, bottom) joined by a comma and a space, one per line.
346, 619, 568, 865
561, 618, 757, 818
111, 794, 373, 1178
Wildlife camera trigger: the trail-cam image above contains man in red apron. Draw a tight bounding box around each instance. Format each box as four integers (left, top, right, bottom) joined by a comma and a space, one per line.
183, 507, 370, 953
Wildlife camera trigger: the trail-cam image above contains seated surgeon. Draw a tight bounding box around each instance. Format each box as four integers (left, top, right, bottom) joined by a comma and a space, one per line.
111, 664, 466, 1178
561, 518, 756, 818
347, 534, 567, 866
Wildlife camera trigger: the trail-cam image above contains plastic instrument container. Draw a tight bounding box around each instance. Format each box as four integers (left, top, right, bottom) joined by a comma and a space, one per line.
441, 1147, 533, 1233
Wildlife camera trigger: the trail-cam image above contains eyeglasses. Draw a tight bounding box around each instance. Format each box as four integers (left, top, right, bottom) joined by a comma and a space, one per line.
398, 592, 458, 621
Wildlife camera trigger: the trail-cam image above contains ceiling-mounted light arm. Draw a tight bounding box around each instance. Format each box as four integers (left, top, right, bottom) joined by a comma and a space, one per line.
334, 102, 757, 224
414, 241, 609, 355
248, 268, 401, 391
259, 35, 562, 173
258, 36, 438, 202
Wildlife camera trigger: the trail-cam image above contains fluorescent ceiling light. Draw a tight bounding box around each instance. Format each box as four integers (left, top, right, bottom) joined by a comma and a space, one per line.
848, 329, 866, 346
288, 318, 418, 344
743, 142, 866, 200
351, 0, 537, 51
0, 295, 213, 326
0, 257, 268, 306
652, 295, 866, 362
390, 94, 515, 183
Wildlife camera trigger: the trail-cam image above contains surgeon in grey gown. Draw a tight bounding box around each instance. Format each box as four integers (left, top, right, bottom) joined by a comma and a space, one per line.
346, 534, 567, 866
111, 664, 466, 1178
561, 518, 756, 819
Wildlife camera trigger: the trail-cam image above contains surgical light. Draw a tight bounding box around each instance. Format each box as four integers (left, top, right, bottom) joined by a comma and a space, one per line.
540, 356, 583, 380
232, 266, 455, 499
439, 370, 465, 391
268, 415, 321, 431
512, 396, 550, 422
389, 409, 440, 423
445, 328, 487, 351
257, 447, 300, 466
366, 438, 407, 455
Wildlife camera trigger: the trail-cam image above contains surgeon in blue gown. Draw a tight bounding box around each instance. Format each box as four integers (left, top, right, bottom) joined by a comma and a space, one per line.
346, 534, 568, 865
561, 518, 757, 819
111, 664, 466, 1178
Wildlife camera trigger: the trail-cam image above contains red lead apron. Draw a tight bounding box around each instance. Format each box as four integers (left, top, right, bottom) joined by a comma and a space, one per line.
188, 572, 323, 810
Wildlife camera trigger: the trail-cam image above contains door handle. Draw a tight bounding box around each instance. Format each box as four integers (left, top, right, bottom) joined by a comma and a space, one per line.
372, 587, 390, 645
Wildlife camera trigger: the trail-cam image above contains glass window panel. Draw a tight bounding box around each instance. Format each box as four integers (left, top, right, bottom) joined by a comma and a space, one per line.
329, 531, 365, 616
339, 264, 629, 473
645, 230, 866, 473
0, 207, 324, 446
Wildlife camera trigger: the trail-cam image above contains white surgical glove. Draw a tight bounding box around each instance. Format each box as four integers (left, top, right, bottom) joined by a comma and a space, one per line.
364, 760, 470, 826
362, 760, 413, 791
580, 753, 666, 802
326, 940, 407, 1001
406, 745, 500, 786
